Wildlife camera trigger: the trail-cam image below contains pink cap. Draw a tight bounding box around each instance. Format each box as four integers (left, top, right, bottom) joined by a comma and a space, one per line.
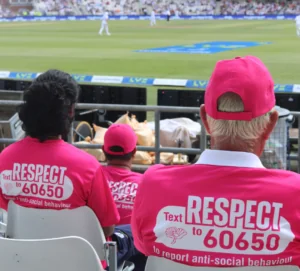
103, 124, 137, 155
205, 56, 275, 121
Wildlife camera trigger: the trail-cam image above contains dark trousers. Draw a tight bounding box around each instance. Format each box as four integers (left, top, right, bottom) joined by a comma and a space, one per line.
112, 225, 147, 271
167, 15, 170, 21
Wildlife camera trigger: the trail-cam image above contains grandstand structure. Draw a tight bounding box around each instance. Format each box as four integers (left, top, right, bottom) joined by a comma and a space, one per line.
0, 0, 299, 17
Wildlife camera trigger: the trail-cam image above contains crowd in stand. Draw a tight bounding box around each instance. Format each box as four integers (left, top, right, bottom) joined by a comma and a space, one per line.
220, 0, 286, 15
0, 4, 12, 17
1, 0, 299, 17
28, 0, 300, 15
285, 0, 300, 14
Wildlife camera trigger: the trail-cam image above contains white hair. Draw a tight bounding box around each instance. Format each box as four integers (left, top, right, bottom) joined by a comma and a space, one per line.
207, 92, 273, 151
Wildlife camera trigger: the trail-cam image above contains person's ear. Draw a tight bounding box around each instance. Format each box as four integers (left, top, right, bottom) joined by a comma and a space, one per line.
262, 110, 279, 141
200, 105, 211, 134
257, 110, 278, 157
130, 147, 137, 162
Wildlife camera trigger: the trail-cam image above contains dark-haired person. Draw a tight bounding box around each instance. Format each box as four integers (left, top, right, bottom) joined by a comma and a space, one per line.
102, 123, 146, 271
0, 70, 119, 268
102, 124, 142, 225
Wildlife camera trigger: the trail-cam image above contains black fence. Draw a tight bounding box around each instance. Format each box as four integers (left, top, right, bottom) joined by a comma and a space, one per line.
1, 78, 300, 127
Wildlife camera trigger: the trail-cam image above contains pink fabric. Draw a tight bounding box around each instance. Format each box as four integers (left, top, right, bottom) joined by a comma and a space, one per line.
103, 166, 142, 225
0, 137, 120, 227
132, 164, 300, 267
205, 56, 275, 121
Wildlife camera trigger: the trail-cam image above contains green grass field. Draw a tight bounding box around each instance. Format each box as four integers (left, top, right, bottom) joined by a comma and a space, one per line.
0, 19, 300, 107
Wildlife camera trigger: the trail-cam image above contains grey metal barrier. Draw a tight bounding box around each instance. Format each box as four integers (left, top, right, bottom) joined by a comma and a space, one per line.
0, 100, 299, 172
289, 112, 300, 173
0, 100, 206, 164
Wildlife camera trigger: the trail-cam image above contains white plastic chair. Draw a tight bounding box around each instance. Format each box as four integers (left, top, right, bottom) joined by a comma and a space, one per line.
0, 208, 7, 236
0, 221, 6, 235
145, 256, 300, 271
0, 236, 103, 271
5, 201, 120, 270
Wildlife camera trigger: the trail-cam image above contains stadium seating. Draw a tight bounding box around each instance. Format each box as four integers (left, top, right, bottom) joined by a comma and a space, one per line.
5, 201, 124, 271
220, 0, 286, 15
1, 0, 297, 17
285, 0, 300, 14
0, 5, 13, 17
0, 236, 103, 271
145, 256, 300, 271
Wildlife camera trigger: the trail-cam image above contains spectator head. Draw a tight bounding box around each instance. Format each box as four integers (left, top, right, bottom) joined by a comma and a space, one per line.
19, 69, 80, 142
200, 56, 278, 156
103, 124, 137, 167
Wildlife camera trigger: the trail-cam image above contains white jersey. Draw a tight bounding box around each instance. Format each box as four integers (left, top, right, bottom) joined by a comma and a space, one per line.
166, 10, 171, 16
296, 15, 300, 25
102, 12, 109, 23
151, 11, 155, 18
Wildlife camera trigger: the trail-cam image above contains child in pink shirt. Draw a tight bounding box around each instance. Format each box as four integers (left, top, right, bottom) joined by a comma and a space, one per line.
102, 124, 142, 225
101, 124, 146, 270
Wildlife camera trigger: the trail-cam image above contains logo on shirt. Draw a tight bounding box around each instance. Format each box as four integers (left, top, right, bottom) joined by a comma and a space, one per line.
166, 227, 187, 244
109, 181, 139, 210
0, 163, 74, 206
154, 196, 294, 257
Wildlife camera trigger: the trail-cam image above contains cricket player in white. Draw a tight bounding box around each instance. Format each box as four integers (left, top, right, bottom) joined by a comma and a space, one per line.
166, 9, 171, 21
150, 10, 156, 26
296, 15, 300, 37
99, 11, 111, 36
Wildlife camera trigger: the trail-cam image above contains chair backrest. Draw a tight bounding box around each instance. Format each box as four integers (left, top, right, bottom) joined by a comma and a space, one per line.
145, 256, 300, 271
6, 201, 107, 260
0, 236, 103, 271
0, 208, 8, 236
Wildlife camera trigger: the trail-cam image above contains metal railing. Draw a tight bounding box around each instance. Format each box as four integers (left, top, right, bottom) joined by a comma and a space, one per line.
0, 100, 300, 172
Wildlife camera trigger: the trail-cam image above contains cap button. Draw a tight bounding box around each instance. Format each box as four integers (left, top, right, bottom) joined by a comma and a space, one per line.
235, 56, 241, 59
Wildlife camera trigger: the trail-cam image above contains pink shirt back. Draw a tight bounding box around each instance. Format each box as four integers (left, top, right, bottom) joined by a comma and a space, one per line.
0, 137, 120, 228
132, 156, 300, 267
102, 166, 142, 225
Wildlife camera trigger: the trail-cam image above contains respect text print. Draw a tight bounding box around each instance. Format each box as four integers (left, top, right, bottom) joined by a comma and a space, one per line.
0, 163, 74, 202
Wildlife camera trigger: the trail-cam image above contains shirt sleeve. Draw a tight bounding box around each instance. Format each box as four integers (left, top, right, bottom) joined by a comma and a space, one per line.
0, 188, 8, 211
0, 168, 9, 211
131, 175, 147, 254
87, 166, 120, 227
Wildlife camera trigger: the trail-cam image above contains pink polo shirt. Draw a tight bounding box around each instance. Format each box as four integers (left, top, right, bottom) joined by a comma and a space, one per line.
132, 150, 300, 268
0, 137, 120, 228
102, 166, 142, 225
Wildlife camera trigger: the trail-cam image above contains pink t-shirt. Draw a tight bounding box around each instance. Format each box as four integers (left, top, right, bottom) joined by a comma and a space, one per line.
132, 150, 300, 268
0, 137, 120, 228
102, 166, 142, 225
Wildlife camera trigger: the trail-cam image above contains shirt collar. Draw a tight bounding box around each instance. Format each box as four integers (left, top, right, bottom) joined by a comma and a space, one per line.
196, 149, 265, 168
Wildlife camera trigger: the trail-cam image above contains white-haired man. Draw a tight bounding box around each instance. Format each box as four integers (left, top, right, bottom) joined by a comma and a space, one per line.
295, 15, 300, 37
131, 56, 300, 267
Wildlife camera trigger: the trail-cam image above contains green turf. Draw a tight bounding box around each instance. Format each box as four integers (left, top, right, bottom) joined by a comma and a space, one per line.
0, 19, 299, 109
